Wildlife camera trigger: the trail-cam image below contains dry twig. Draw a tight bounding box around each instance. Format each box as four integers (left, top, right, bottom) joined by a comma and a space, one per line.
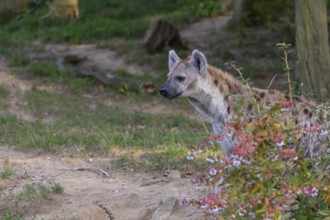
75, 167, 111, 178
95, 200, 115, 220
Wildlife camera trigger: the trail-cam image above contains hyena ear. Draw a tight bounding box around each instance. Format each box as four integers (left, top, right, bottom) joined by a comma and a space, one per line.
191, 50, 207, 75
169, 50, 180, 70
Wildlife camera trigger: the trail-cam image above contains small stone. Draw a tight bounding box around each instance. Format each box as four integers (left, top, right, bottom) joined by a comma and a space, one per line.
162, 169, 170, 177
168, 170, 181, 179
151, 197, 177, 220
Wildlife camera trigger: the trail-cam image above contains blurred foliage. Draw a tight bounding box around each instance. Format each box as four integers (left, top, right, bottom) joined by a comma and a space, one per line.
27, 0, 52, 9
227, 0, 295, 47
186, 97, 330, 219
0, 0, 209, 44
239, 0, 294, 26
180, 0, 224, 17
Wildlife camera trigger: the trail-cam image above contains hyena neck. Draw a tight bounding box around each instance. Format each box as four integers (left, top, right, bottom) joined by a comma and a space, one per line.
186, 66, 247, 126
186, 77, 227, 128
186, 67, 249, 155
187, 94, 233, 155
206, 65, 248, 95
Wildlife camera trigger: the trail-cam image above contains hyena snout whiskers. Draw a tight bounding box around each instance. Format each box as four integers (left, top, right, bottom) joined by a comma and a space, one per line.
159, 79, 183, 99
159, 83, 168, 96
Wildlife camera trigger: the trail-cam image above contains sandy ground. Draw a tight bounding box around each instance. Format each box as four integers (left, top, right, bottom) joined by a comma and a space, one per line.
0, 148, 202, 220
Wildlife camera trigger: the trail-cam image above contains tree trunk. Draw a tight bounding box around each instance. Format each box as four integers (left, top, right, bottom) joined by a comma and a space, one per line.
295, 0, 330, 101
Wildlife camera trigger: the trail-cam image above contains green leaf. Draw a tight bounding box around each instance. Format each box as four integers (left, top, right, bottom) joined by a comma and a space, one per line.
256, 208, 266, 214
282, 212, 293, 219
318, 210, 330, 216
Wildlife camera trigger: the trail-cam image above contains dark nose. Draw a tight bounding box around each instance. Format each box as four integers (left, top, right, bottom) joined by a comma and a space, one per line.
159, 86, 167, 95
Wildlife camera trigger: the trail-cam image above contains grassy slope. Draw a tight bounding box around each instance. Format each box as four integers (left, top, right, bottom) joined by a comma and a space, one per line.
0, 0, 216, 171
0, 87, 211, 170
0, 0, 196, 44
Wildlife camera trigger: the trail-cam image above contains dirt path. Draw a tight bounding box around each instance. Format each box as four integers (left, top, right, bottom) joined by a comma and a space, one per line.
45, 43, 145, 76
0, 56, 199, 121
181, 15, 232, 51
1, 148, 202, 220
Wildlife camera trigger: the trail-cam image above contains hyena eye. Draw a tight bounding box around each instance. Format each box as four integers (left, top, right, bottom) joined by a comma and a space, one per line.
175, 76, 185, 82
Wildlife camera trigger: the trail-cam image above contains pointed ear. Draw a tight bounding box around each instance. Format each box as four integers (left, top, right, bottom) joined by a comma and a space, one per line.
169, 50, 180, 70
190, 50, 207, 74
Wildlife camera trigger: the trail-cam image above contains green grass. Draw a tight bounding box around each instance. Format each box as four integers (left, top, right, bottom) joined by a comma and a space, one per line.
0, 85, 9, 96
21, 183, 49, 200
27, 61, 63, 77
0, 210, 24, 220
50, 182, 64, 194
10, 59, 99, 93
0, 182, 64, 219
0, 0, 199, 46
8, 52, 30, 67
0, 85, 9, 105
0, 167, 14, 179
20, 182, 63, 200
19, 60, 74, 83
0, 88, 210, 170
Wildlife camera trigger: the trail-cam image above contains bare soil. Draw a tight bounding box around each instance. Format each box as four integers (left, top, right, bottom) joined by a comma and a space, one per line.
0, 148, 202, 220
44, 43, 145, 76
181, 15, 232, 53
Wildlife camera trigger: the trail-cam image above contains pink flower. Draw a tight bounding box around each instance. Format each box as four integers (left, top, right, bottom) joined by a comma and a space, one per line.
280, 148, 297, 159
216, 134, 224, 141
303, 186, 318, 197
204, 192, 218, 204
281, 101, 293, 109
209, 168, 217, 176
304, 125, 322, 134
180, 197, 188, 206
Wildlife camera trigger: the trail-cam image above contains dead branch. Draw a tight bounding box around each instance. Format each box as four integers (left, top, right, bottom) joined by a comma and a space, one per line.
75, 167, 111, 178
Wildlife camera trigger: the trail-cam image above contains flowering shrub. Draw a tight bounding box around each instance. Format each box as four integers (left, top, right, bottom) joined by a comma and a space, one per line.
184, 103, 330, 219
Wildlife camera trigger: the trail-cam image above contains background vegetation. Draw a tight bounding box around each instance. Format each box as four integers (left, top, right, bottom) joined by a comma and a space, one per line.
0, 0, 329, 219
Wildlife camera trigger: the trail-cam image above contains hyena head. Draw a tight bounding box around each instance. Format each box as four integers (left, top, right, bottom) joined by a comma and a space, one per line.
159, 50, 207, 99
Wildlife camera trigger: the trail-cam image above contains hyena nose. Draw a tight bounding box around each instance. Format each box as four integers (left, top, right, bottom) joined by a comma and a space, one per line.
159, 86, 167, 96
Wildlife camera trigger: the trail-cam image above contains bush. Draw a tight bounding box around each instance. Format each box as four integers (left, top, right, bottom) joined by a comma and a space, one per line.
179, 0, 225, 19
240, 0, 294, 26
183, 100, 330, 219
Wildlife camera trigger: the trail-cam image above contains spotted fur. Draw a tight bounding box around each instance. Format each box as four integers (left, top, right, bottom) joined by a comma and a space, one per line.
160, 50, 329, 157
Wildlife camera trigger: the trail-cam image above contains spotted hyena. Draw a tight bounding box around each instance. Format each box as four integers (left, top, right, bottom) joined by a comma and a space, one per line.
160, 50, 329, 157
